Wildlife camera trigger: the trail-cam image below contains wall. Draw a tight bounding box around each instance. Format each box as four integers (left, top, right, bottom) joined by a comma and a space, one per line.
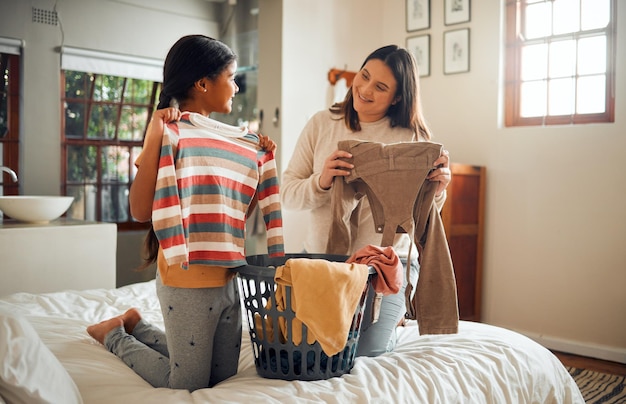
277, 0, 626, 362
279, 0, 388, 251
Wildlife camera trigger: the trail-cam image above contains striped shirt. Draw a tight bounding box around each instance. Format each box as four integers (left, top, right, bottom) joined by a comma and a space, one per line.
152, 112, 284, 270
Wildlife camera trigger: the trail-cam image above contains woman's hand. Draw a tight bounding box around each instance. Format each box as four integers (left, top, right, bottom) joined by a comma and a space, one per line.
428, 149, 451, 197
319, 150, 354, 190
258, 133, 276, 152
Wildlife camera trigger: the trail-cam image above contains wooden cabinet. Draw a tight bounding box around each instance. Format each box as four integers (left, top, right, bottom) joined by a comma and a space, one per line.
440, 164, 486, 322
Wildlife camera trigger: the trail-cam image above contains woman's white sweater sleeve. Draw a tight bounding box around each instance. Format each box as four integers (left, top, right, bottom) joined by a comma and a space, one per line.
280, 113, 332, 210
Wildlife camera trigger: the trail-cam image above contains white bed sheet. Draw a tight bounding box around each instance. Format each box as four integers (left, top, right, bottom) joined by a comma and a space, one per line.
0, 280, 584, 404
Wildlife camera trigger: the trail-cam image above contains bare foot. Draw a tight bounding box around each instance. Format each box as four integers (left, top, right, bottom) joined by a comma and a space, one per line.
87, 317, 123, 344
121, 308, 142, 334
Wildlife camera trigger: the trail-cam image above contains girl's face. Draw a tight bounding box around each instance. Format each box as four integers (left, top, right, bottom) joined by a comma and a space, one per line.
351, 59, 399, 123
204, 61, 239, 115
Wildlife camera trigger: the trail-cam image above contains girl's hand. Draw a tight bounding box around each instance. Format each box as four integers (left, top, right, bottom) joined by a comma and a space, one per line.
146, 108, 182, 141
427, 149, 451, 197
319, 150, 354, 190
258, 133, 276, 152
154, 107, 182, 123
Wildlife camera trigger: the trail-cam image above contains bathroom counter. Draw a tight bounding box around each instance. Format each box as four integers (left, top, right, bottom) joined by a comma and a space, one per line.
0, 218, 117, 297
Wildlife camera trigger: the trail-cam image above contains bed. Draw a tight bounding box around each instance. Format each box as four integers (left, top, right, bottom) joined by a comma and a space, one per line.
0, 278, 584, 404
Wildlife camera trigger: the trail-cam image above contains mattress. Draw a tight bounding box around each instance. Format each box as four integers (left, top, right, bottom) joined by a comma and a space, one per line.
0, 280, 584, 403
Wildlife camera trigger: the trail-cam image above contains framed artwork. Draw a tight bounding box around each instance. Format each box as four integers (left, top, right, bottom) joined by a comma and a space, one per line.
444, 28, 470, 74
406, 0, 430, 32
445, 0, 471, 25
406, 35, 430, 77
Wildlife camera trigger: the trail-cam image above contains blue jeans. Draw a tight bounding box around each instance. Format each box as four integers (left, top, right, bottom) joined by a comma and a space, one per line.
356, 257, 419, 357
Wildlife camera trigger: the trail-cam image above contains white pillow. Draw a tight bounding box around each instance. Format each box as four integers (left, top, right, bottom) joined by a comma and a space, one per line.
0, 310, 83, 404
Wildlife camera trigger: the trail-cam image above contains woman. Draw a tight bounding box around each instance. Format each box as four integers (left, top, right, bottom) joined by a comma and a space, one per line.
280, 44, 450, 357
87, 35, 283, 390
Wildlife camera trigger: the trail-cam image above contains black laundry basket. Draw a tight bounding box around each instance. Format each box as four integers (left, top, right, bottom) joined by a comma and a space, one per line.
231, 253, 372, 381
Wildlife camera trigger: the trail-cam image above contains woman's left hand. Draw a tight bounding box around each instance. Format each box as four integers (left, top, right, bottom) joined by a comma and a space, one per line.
428, 149, 451, 197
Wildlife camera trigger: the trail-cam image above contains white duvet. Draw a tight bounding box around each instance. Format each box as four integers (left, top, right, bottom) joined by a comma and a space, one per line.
0, 280, 583, 404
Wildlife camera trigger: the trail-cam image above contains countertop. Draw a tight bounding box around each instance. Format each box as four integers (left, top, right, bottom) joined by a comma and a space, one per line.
0, 217, 106, 229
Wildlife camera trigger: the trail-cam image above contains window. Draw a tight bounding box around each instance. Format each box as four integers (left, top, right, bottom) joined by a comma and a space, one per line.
62, 71, 160, 229
0, 49, 20, 196
60, 47, 163, 228
504, 0, 616, 126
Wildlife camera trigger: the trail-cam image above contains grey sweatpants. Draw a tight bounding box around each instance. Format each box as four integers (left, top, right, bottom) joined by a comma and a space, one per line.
356, 257, 419, 357
104, 272, 242, 391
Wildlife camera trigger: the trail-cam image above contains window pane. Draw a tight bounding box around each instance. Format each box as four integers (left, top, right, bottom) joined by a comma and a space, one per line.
102, 146, 130, 183
548, 78, 575, 115
581, 0, 610, 30
553, 0, 579, 35
549, 40, 576, 78
119, 106, 148, 140
93, 75, 124, 102
62, 69, 160, 224
124, 78, 152, 104
101, 184, 129, 222
577, 75, 605, 114
131, 146, 142, 180
66, 145, 97, 182
521, 43, 548, 80
525, 2, 552, 39
578, 36, 606, 75
0, 54, 9, 138
66, 185, 97, 221
64, 71, 92, 100
88, 104, 118, 139
65, 185, 84, 220
64, 102, 86, 138
0, 91, 6, 138
520, 80, 547, 117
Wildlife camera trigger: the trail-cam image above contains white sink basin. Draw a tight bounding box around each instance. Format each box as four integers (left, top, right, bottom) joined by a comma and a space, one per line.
0, 196, 74, 223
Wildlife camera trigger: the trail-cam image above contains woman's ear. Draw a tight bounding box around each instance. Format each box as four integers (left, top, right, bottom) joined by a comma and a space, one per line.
392, 96, 401, 105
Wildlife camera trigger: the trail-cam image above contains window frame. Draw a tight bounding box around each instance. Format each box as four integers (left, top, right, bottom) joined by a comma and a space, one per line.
0, 53, 20, 195
504, 0, 617, 127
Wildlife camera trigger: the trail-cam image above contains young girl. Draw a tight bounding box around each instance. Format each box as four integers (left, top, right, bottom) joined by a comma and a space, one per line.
87, 35, 283, 391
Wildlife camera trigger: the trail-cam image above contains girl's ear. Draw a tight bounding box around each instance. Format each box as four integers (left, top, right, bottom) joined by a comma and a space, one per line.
392, 96, 401, 105
194, 78, 208, 93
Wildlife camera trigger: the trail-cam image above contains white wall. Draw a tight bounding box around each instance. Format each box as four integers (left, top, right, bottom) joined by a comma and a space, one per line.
279, 0, 390, 252
277, 0, 626, 362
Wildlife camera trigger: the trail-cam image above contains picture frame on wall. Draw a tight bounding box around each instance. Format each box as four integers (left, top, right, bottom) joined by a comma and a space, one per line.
406, 0, 430, 32
406, 34, 430, 77
445, 0, 471, 26
444, 28, 470, 74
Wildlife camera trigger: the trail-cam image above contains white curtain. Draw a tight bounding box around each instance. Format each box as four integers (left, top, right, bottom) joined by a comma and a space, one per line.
60, 46, 163, 82
0, 37, 23, 55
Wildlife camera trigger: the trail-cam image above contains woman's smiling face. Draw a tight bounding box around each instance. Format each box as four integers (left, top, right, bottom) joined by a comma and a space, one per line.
351, 59, 399, 123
